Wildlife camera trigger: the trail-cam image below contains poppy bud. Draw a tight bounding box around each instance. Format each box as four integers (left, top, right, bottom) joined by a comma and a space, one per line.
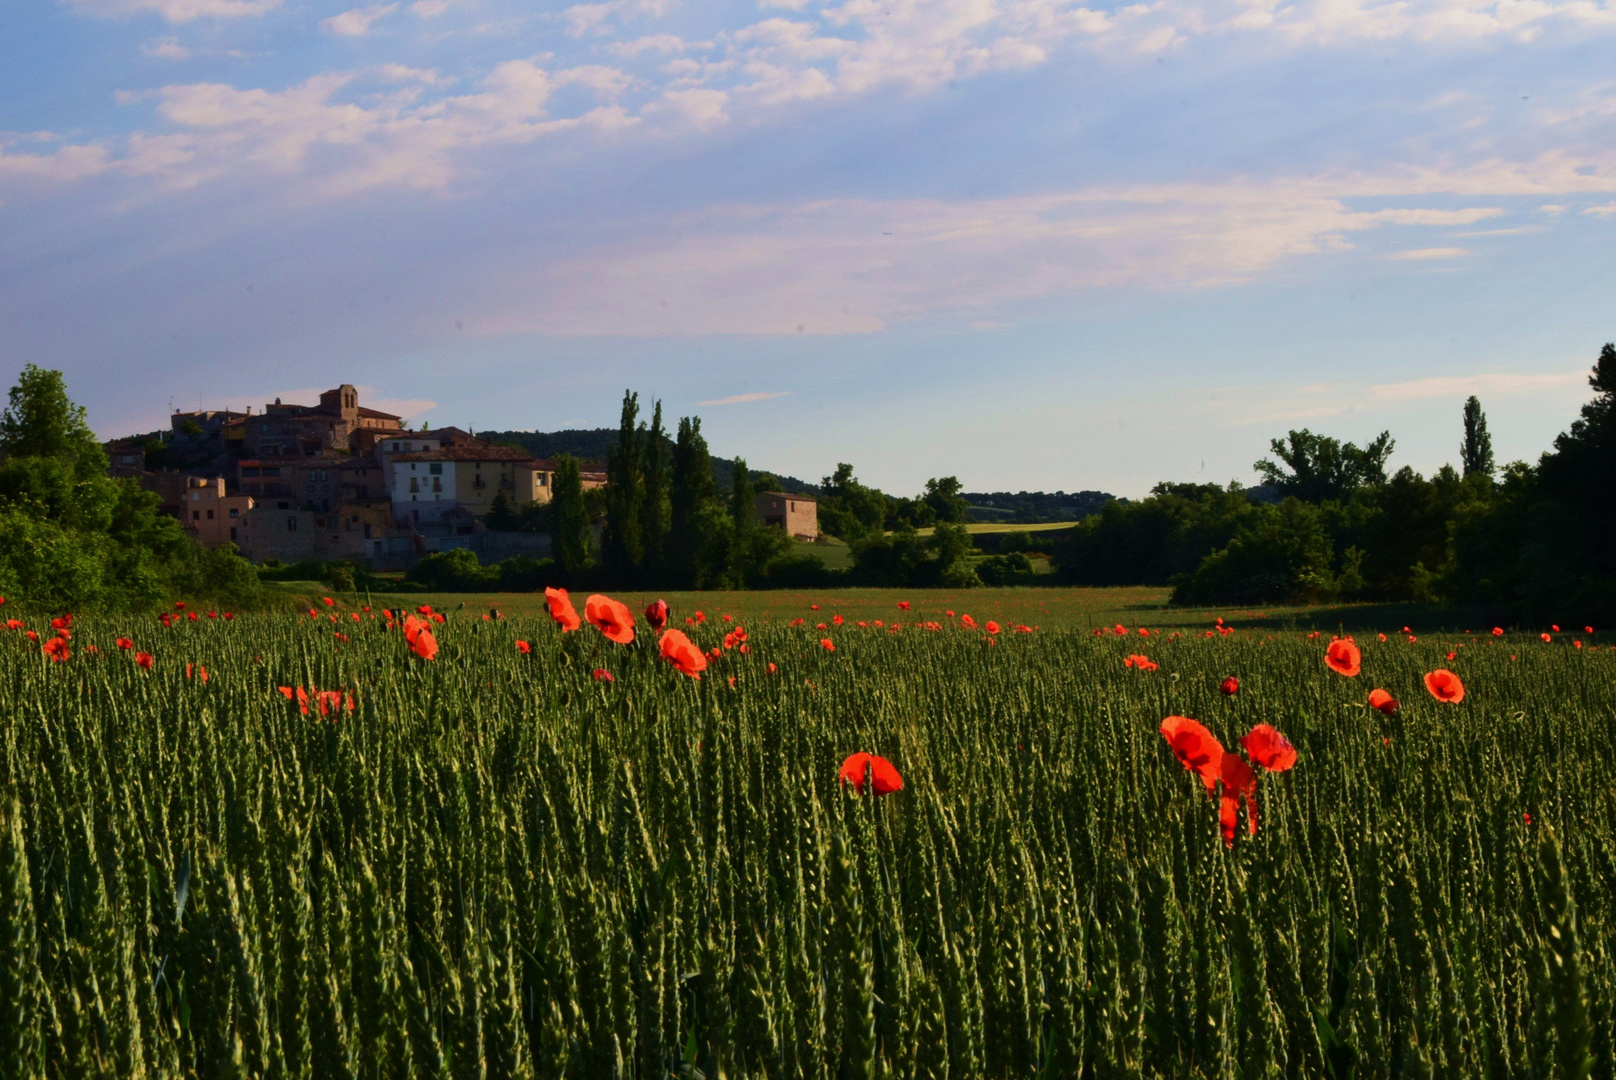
1220, 676, 1239, 696
644, 599, 669, 631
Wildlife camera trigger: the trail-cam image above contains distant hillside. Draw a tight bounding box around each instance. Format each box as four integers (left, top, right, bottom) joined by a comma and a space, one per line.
962, 490, 1114, 523
478, 428, 819, 495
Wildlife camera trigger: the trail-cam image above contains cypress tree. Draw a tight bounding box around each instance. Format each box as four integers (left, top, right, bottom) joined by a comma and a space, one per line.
551, 455, 592, 575
603, 391, 644, 580
1460, 396, 1495, 479
641, 400, 670, 586
670, 417, 715, 588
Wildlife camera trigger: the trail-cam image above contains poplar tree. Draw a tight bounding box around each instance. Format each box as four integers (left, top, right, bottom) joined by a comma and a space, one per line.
1460, 396, 1495, 479
729, 455, 755, 587
551, 455, 592, 575
603, 391, 644, 579
670, 417, 716, 587
640, 400, 670, 585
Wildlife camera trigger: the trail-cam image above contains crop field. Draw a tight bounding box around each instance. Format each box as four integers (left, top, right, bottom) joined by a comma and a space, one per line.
0, 595, 1610, 1078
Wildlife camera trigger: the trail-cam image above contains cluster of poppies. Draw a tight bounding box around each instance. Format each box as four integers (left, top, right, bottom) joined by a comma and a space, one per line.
1160, 717, 1296, 847
1324, 637, 1466, 706
538, 588, 711, 679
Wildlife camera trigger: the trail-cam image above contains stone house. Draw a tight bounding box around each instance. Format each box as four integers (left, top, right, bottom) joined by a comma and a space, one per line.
390, 444, 552, 526
225, 384, 402, 459
755, 491, 818, 540
177, 477, 255, 548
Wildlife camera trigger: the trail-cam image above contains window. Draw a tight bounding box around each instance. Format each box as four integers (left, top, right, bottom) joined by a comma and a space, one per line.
192, 510, 200, 520
229, 508, 239, 518
287, 517, 298, 531
242, 467, 260, 478
429, 463, 443, 476
263, 467, 281, 477
432, 477, 442, 492
206, 509, 214, 520
230, 527, 237, 540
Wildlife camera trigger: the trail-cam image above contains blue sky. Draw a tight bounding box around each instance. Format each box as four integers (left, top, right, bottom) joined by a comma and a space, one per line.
1, 0, 1612, 496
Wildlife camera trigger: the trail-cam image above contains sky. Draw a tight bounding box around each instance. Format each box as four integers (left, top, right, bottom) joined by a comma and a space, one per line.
1, 0, 1613, 497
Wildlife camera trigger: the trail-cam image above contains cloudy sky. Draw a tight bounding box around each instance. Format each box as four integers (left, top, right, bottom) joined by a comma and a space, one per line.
2, 0, 1613, 495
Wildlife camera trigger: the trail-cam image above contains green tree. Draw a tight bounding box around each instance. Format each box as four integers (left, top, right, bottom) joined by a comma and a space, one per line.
818, 464, 889, 541
551, 455, 593, 575
483, 491, 520, 531
641, 399, 670, 584
603, 391, 644, 580
922, 476, 970, 524
670, 417, 717, 587
0, 364, 108, 480
729, 455, 755, 587
1460, 395, 1495, 479
1254, 429, 1394, 503
1171, 499, 1338, 606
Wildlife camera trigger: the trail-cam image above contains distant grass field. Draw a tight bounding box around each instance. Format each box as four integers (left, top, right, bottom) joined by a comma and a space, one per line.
918, 521, 1077, 536
350, 584, 1490, 635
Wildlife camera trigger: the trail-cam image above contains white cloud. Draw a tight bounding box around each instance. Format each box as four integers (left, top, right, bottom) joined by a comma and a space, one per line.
376, 63, 453, 85
66, 0, 281, 20
1385, 246, 1471, 259
322, 4, 399, 36
563, 0, 675, 36
459, 156, 1616, 336
142, 36, 192, 59
697, 391, 790, 405
1367, 371, 1586, 403
410, 0, 455, 13
1582, 202, 1616, 216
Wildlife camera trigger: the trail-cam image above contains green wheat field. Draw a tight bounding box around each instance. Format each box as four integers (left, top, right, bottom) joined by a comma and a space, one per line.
0, 590, 1608, 1078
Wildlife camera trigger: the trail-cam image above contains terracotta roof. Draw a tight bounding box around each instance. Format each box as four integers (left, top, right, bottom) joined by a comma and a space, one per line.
357, 406, 402, 420
391, 444, 541, 464
758, 490, 816, 503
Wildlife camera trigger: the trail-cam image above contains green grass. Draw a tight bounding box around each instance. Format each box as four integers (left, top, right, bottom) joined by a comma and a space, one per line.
0, 602, 1605, 1076
918, 520, 1078, 536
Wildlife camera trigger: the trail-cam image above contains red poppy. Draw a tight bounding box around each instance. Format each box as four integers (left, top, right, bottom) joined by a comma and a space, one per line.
174, 601, 186, 611
223, 612, 234, 621
418, 605, 434, 615
644, 599, 669, 631
5, 620, 21, 630
960, 614, 977, 630
186, 663, 208, 682
593, 668, 615, 682
322, 597, 334, 607
1541, 633, 1552, 643
660, 629, 707, 678
278, 686, 310, 714
832, 614, 844, 626
694, 611, 706, 623
1220, 676, 1239, 696
1324, 639, 1361, 677
767, 661, 777, 674
43, 637, 70, 662
515, 640, 531, 655
115, 637, 134, 650
897, 601, 910, 610
1367, 688, 1398, 714
1552, 624, 1561, 632
25, 631, 37, 641
134, 650, 153, 669
545, 588, 582, 632
986, 620, 1001, 635
1159, 716, 1224, 791
838, 753, 904, 795
1124, 654, 1158, 671
1586, 626, 1595, 634
821, 638, 835, 651
1241, 724, 1296, 772
403, 615, 439, 661
1524, 812, 1532, 824
313, 690, 353, 718
1219, 753, 1258, 847
1423, 669, 1465, 703
1492, 627, 1504, 636
333, 632, 349, 644
585, 595, 636, 645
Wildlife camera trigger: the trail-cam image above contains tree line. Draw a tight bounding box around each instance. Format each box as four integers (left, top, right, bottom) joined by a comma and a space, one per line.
1055, 342, 1616, 621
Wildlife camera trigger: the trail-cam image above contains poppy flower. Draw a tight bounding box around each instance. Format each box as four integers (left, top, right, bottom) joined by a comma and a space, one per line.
313, 690, 353, 718
1124, 654, 1158, 671
515, 640, 531, 655
1541, 633, 1552, 643
134, 650, 153, 669
1552, 624, 1561, 632
585, 595, 635, 645
1241, 724, 1297, 772
693, 611, 706, 623
838, 753, 904, 795
115, 637, 134, 650
1219, 754, 1258, 847
660, 629, 707, 678
986, 620, 1001, 635
958, 614, 977, 630
333, 632, 349, 644
767, 662, 777, 673
402, 615, 438, 661
1220, 676, 1239, 696
545, 588, 582, 632
1524, 812, 1532, 825
810, 604, 820, 611
322, 596, 334, 607
208, 611, 218, 619
832, 614, 844, 626
223, 612, 234, 621
593, 668, 615, 683
1159, 716, 1224, 791
897, 601, 910, 611
417, 605, 434, 615
43, 638, 71, 662
5, 620, 21, 630
1586, 626, 1595, 634
174, 601, 186, 611
278, 686, 311, 714
821, 638, 835, 651
1324, 639, 1361, 677
644, 599, 669, 631
186, 663, 208, 682
1492, 627, 1504, 636
1423, 669, 1465, 703
1368, 688, 1398, 714
25, 631, 37, 641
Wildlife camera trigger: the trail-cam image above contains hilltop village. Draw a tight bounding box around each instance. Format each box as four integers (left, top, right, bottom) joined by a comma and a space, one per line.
107, 384, 818, 569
